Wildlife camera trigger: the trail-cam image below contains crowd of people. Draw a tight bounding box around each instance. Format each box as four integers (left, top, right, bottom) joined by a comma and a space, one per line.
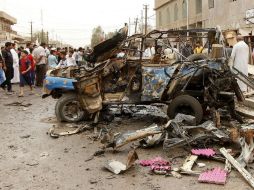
0, 42, 91, 97
0, 36, 253, 97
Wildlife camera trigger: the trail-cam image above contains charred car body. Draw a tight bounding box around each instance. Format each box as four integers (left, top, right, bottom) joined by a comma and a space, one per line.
43, 27, 243, 124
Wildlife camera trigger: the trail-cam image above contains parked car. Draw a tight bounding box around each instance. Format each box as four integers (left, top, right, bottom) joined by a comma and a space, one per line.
43, 27, 243, 124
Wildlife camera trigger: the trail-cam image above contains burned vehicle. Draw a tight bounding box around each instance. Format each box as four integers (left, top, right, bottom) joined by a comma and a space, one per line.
43, 27, 243, 124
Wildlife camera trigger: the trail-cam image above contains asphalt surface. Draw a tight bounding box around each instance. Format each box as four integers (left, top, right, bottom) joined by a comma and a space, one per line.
0, 84, 253, 190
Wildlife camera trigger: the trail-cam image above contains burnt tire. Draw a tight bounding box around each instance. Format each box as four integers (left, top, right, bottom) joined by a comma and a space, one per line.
168, 95, 203, 124
55, 93, 86, 122
186, 54, 208, 62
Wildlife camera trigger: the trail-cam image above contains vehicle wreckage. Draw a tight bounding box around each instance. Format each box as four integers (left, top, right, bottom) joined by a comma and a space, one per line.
43, 26, 254, 188
43, 26, 253, 124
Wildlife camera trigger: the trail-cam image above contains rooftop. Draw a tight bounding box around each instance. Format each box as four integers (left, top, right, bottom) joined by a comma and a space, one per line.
0, 11, 17, 24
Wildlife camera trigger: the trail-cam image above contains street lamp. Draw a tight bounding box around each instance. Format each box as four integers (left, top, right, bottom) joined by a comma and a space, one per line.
186, 0, 189, 30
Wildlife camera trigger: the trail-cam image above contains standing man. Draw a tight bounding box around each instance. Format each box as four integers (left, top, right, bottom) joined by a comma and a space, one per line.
25, 42, 33, 54
252, 48, 254, 63
11, 43, 20, 83
33, 42, 47, 87
230, 36, 249, 92
1, 42, 14, 94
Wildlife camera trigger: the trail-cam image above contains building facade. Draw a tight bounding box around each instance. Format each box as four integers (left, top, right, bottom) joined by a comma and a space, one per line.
155, 0, 254, 34
0, 11, 23, 46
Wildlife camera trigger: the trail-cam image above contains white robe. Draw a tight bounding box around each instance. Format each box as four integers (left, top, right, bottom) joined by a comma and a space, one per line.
231, 41, 249, 92
11, 49, 20, 83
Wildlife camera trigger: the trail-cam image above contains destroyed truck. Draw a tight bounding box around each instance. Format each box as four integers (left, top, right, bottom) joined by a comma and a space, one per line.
43, 27, 243, 124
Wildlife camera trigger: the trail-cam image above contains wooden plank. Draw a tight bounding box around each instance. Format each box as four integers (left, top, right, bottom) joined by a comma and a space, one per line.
180, 155, 198, 174
220, 147, 254, 188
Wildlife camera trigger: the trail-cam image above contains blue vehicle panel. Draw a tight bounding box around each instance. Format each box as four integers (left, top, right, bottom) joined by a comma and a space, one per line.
142, 66, 177, 101
44, 76, 76, 91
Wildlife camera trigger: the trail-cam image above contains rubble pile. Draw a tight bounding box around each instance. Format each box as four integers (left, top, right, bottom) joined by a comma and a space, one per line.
48, 105, 254, 188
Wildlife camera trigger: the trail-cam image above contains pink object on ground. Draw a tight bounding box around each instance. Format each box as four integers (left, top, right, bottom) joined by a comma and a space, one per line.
139, 157, 170, 166
191, 148, 216, 157
150, 165, 171, 171
198, 168, 227, 185
139, 157, 171, 172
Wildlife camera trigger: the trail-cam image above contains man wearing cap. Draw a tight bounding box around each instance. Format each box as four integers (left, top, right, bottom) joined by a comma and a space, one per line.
230, 36, 249, 92
33, 42, 47, 86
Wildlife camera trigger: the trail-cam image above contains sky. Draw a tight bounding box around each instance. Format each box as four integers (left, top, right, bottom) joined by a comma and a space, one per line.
0, 0, 155, 47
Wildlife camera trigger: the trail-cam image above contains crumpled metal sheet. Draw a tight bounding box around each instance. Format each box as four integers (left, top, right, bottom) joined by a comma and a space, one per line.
48, 125, 90, 138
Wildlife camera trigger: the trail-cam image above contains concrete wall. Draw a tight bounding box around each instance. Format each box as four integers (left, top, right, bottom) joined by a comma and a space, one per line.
155, 0, 254, 31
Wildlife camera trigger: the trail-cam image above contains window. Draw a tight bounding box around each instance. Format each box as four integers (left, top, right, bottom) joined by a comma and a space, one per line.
166, 7, 171, 24
159, 11, 162, 26
182, 0, 187, 18
208, 0, 214, 9
174, 4, 178, 21
196, 0, 202, 14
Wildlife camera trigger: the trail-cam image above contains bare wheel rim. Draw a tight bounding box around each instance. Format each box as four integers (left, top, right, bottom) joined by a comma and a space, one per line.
62, 100, 84, 121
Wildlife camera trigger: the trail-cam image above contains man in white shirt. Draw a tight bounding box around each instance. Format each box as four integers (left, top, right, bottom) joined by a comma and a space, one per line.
56, 51, 68, 68
10, 43, 20, 83
66, 50, 77, 67
25, 42, 33, 54
33, 42, 47, 86
230, 36, 249, 92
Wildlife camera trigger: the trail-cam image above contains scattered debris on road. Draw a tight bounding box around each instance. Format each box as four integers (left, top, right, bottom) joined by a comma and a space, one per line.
105, 150, 138, 174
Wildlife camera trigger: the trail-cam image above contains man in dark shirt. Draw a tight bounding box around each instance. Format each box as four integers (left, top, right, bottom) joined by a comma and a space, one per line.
1, 42, 14, 94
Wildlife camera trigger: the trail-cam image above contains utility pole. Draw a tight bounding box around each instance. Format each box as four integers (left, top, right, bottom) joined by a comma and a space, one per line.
134, 17, 138, 34
141, 10, 144, 34
30, 21, 33, 42
144, 5, 149, 35
47, 31, 49, 44
187, 0, 189, 36
128, 17, 131, 36
41, 29, 44, 43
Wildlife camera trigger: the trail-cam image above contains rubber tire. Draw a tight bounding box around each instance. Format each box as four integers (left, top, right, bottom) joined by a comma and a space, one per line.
187, 54, 208, 62
168, 95, 203, 124
55, 93, 86, 122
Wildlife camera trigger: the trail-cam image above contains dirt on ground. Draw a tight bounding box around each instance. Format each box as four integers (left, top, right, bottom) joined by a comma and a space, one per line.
0, 85, 253, 190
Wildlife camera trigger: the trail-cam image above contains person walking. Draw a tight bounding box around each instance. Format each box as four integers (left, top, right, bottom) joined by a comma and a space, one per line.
1, 42, 14, 94
230, 36, 249, 92
11, 43, 20, 83
18, 50, 32, 97
27, 48, 35, 86
33, 42, 47, 86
